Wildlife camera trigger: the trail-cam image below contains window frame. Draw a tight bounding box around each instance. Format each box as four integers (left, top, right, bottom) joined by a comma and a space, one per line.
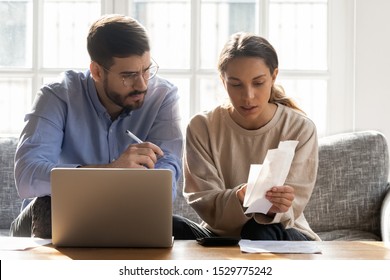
0, 0, 355, 137
118, 0, 355, 136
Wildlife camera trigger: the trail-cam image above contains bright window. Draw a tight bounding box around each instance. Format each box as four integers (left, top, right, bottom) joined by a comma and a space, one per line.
127, 0, 329, 135
42, 0, 100, 68
0, 0, 348, 137
0, 0, 100, 135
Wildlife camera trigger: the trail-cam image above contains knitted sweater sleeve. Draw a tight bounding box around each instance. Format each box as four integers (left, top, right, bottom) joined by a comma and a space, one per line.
183, 114, 251, 236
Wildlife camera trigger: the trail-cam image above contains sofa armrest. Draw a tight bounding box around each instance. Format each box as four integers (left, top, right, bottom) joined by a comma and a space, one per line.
381, 183, 390, 242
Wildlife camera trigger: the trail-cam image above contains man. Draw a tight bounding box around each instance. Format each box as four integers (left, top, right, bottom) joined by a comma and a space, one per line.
10, 14, 186, 238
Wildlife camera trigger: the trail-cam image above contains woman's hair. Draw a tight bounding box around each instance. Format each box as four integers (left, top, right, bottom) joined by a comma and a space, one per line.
218, 32, 304, 113
87, 14, 150, 68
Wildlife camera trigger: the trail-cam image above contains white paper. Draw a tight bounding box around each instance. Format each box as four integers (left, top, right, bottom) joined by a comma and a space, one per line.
0, 237, 52, 251
239, 239, 322, 254
244, 140, 298, 214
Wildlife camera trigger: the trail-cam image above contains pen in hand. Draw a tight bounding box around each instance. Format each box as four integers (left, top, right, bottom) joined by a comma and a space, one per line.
125, 130, 143, 144
125, 130, 163, 159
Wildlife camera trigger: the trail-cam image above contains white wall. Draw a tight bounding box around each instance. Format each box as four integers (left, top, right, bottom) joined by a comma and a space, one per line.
354, 0, 390, 146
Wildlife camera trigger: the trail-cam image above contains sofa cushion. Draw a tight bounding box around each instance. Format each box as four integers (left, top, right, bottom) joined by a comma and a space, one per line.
304, 131, 389, 240
173, 176, 202, 224
0, 137, 22, 233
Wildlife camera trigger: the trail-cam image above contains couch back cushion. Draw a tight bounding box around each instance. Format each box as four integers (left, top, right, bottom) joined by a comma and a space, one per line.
304, 131, 389, 237
0, 137, 22, 229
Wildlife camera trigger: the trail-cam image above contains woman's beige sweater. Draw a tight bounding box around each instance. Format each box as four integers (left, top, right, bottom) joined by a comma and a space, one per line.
184, 104, 321, 241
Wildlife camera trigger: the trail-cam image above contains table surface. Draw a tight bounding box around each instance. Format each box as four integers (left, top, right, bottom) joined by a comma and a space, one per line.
1, 239, 390, 260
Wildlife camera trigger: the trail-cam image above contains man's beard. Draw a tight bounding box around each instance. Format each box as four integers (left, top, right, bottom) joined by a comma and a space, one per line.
103, 80, 147, 111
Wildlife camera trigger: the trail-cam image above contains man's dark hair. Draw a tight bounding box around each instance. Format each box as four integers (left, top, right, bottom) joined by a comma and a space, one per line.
87, 14, 150, 68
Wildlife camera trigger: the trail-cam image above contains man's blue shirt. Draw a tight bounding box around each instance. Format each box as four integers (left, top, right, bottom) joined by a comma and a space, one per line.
14, 70, 183, 203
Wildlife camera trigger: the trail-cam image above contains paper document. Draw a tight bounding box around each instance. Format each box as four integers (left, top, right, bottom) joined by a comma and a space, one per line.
239, 239, 322, 254
244, 140, 298, 214
0, 237, 51, 251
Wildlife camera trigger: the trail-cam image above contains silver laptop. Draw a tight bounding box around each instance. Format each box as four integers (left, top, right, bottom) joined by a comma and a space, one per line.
50, 168, 173, 247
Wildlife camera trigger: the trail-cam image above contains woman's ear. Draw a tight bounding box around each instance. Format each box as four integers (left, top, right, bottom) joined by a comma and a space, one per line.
271, 68, 279, 84
220, 74, 228, 89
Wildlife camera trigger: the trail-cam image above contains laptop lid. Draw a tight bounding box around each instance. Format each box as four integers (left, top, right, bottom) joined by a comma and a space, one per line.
50, 168, 173, 247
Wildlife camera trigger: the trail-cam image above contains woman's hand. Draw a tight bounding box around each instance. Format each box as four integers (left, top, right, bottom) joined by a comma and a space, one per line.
236, 184, 247, 204
236, 184, 294, 217
265, 185, 295, 215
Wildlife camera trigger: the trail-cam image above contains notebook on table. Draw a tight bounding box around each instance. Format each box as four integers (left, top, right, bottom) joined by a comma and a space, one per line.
50, 168, 173, 247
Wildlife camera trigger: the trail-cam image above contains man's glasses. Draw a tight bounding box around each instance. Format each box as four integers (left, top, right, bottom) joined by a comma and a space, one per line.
101, 58, 159, 88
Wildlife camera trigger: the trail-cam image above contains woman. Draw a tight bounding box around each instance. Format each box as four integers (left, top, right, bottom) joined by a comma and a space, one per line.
184, 32, 320, 241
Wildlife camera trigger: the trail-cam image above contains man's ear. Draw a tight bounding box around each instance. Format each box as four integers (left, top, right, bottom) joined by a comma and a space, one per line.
90, 61, 103, 82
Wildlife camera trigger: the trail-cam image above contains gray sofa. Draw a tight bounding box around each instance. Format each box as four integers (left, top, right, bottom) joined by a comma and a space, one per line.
1, 130, 389, 241
0, 137, 21, 236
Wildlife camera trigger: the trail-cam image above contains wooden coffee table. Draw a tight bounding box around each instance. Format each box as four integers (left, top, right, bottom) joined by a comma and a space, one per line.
1, 239, 390, 260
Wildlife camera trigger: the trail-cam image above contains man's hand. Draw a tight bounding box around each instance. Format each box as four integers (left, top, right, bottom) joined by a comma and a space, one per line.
109, 142, 164, 169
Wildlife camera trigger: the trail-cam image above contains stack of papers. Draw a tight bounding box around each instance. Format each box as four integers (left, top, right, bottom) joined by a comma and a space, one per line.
239, 239, 322, 254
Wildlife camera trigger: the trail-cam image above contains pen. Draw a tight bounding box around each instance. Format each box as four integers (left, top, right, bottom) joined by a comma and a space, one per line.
126, 129, 163, 159
125, 130, 143, 144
